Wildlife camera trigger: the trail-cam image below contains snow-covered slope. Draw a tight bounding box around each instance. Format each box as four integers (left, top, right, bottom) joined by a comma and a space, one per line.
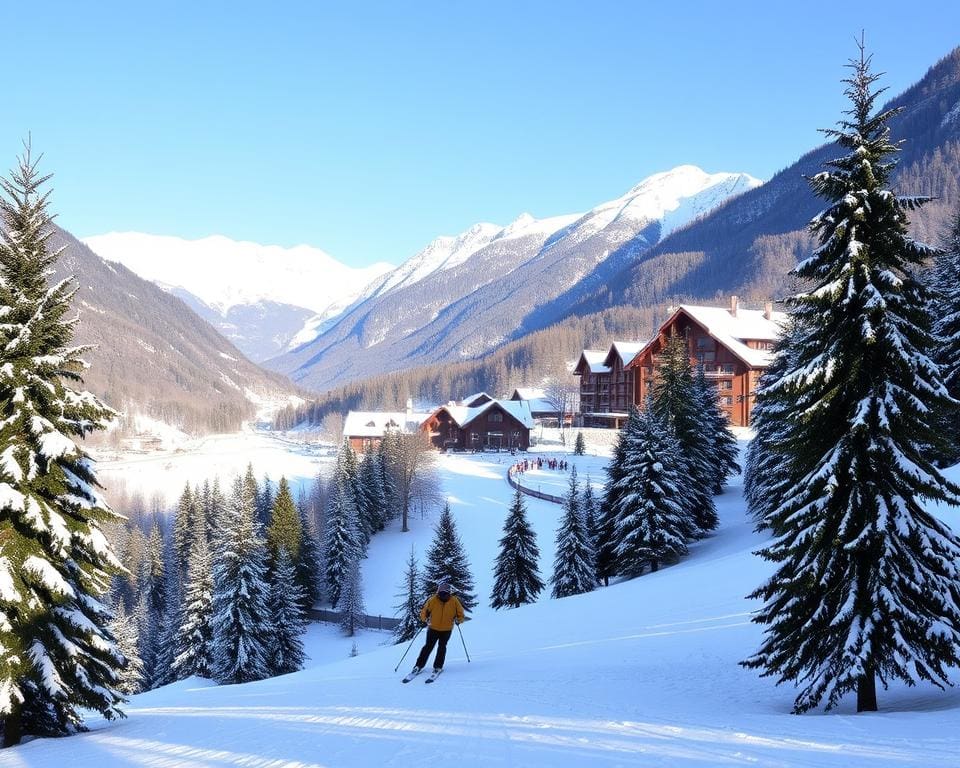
82, 232, 394, 361
272, 165, 760, 390
11, 443, 960, 767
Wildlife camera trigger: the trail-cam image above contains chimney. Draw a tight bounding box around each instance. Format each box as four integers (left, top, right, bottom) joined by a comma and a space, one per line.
729, 295, 739, 317
764, 301, 773, 321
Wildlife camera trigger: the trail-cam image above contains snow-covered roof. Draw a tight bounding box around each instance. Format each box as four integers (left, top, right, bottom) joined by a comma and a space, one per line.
678, 305, 787, 368
437, 399, 535, 430
343, 410, 431, 438
511, 387, 546, 401
575, 350, 610, 375
459, 392, 495, 407
606, 341, 645, 367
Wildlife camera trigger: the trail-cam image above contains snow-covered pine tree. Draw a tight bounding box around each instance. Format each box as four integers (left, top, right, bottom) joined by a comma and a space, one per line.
0, 147, 125, 745
550, 467, 596, 599
268, 548, 307, 675
136, 522, 167, 686
150, 567, 181, 688
692, 364, 740, 494
199, 480, 213, 539
295, 504, 324, 610
422, 502, 477, 611
108, 601, 145, 695
323, 467, 362, 609
172, 483, 197, 584
932, 207, 960, 464
573, 431, 586, 456
581, 477, 599, 550
651, 332, 718, 535
256, 473, 273, 531
207, 478, 228, 554
210, 474, 273, 684
613, 405, 691, 576
267, 476, 302, 564
743, 45, 960, 714
359, 447, 387, 534
171, 515, 214, 681
490, 486, 544, 609
336, 554, 366, 637
393, 546, 422, 644
595, 416, 630, 586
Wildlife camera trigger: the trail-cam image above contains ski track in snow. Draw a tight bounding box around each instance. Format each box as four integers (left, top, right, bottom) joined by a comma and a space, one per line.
6, 434, 960, 767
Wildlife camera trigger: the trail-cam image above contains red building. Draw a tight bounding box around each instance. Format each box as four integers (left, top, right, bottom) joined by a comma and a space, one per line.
573, 341, 644, 428
628, 297, 784, 427
421, 397, 534, 451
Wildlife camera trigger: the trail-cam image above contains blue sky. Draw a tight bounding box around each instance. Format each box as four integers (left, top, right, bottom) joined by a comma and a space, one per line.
5, 2, 959, 267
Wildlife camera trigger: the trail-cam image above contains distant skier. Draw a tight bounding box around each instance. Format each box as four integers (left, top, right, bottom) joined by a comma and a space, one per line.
410, 582, 465, 676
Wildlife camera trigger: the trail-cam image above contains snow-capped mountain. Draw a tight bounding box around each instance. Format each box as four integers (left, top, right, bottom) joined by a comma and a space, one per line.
271, 165, 761, 390
82, 232, 394, 361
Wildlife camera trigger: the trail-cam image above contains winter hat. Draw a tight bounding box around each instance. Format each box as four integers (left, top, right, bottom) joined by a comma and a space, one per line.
437, 582, 451, 594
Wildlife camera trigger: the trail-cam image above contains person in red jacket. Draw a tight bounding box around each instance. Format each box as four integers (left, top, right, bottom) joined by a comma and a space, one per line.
411, 582, 465, 674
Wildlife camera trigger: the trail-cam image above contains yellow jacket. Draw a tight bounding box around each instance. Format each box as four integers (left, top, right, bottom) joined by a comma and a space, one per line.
420, 594, 465, 631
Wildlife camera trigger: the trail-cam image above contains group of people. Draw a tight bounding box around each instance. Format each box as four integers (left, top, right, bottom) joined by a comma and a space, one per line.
511, 456, 569, 475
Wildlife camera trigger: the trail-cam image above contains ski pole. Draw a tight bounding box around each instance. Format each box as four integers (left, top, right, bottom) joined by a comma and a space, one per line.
456, 621, 471, 663
394, 625, 425, 672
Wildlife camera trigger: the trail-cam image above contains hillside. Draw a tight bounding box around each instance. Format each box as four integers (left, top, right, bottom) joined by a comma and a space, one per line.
7, 446, 960, 767
270, 166, 759, 392
560, 47, 960, 316
47, 227, 302, 435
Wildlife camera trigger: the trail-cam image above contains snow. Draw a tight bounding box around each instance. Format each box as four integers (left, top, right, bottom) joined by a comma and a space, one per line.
677, 305, 788, 368
342, 410, 432, 439
9, 437, 960, 766
577, 349, 611, 374
81, 232, 394, 316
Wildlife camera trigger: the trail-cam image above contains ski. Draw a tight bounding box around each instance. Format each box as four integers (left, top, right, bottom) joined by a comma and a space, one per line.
401, 667, 422, 684
424, 669, 443, 684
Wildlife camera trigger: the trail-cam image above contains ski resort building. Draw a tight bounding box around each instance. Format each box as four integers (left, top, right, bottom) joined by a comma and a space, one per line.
343, 402, 432, 451
627, 297, 786, 427
573, 342, 644, 428
421, 397, 534, 451
509, 387, 563, 426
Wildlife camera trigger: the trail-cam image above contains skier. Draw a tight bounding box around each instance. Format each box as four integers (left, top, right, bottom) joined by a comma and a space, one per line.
409, 582, 465, 679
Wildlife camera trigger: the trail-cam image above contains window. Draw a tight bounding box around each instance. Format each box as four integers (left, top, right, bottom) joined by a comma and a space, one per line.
697, 351, 716, 363
696, 336, 712, 350
721, 364, 735, 374
722, 396, 733, 406
718, 380, 733, 391
488, 412, 503, 423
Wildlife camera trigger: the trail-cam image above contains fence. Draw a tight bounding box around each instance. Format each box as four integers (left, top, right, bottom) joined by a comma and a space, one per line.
308, 608, 401, 631
506, 467, 565, 505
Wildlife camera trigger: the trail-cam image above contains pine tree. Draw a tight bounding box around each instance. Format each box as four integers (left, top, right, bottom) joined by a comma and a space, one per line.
211, 474, 273, 684
171, 519, 214, 681
596, 418, 630, 585
151, 567, 181, 689
268, 549, 307, 675
743, 45, 960, 714
651, 332, 718, 535
295, 505, 324, 611
207, 478, 228, 555
393, 546, 422, 644
336, 556, 366, 637
137, 522, 167, 684
172, 483, 197, 584
323, 468, 361, 609
108, 601, 145, 695
550, 467, 596, 599
267, 476, 302, 563
581, 477, 599, 550
573, 431, 586, 456
932, 207, 960, 464
256, 473, 274, 531
491, 487, 544, 609
359, 447, 387, 534
613, 407, 691, 576
0, 147, 125, 744
692, 364, 740, 494
422, 502, 477, 611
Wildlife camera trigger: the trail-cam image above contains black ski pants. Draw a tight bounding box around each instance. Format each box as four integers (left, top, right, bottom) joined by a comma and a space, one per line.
415, 627, 453, 670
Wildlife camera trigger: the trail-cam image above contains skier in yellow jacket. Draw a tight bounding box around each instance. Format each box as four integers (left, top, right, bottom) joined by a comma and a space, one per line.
412, 582, 465, 674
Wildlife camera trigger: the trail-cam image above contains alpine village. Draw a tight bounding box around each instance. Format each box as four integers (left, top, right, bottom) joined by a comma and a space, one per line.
3, 7, 960, 767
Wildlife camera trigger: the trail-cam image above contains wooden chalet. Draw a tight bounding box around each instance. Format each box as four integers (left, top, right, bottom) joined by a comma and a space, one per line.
627, 297, 785, 427
421, 397, 534, 451
509, 387, 562, 426
572, 341, 644, 428
343, 402, 431, 451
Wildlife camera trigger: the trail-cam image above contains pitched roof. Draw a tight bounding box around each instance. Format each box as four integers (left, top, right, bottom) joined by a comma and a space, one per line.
437, 399, 535, 430
574, 349, 610, 375
605, 341, 645, 367
460, 392, 495, 407
343, 410, 431, 438
510, 388, 557, 414
678, 305, 787, 368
